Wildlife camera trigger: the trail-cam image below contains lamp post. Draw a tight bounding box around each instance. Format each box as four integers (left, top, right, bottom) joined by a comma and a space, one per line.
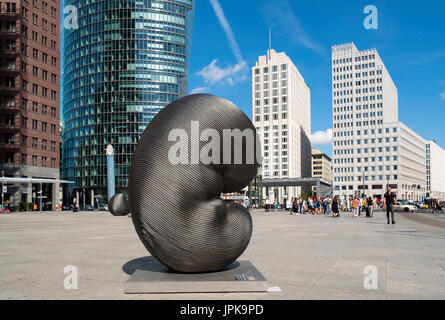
1, 170, 4, 213
106, 144, 115, 201
362, 170, 365, 198
82, 188, 86, 211
37, 184, 42, 212
94, 195, 100, 211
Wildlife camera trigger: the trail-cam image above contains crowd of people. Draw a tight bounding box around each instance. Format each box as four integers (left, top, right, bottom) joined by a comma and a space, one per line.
262, 187, 402, 222
264, 195, 379, 219
426, 198, 443, 213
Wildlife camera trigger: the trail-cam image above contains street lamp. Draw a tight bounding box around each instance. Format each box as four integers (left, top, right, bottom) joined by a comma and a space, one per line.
1, 170, 4, 213
106, 144, 116, 201
362, 169, 365, 198
37, 186, 42, 212
82, 188, 86, 211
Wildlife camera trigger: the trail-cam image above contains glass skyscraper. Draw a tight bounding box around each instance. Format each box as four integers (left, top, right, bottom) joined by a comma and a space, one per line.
62, 0, 194, 204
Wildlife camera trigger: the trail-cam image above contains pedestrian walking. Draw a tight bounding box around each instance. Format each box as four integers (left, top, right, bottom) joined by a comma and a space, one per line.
292, 198, 298, 215
432, 199, 441, 214
322, 198, 327, 215
352, 196, 360, 218
299, 197, 304, 214
308, 197, 313, 214
265, 198, 270, 213
361, 198, 366, 216
325, 195, 332, 216
366, 196, 373, 218
383, 186, 397, 225
287, 198, 293, 215
332, 196, 340, 218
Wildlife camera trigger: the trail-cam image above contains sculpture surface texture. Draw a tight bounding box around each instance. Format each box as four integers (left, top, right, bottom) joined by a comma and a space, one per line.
110, 94, 260, 273
108, 194, 130, 217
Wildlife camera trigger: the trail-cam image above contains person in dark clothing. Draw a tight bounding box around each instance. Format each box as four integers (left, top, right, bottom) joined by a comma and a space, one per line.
383, 187, 397, 224
292, 198, 298, 214
366, 196, 373, 218
432, 199, 441, 214
332, 196, 340, 218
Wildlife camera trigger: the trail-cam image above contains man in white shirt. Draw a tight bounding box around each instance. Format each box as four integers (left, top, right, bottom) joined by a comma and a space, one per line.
286, 199, 292, 214
265, 198, 270, 212
325, 196, 332, 215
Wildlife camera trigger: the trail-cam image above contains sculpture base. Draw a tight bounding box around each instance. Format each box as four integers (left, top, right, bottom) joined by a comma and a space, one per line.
125, 260, 267, 294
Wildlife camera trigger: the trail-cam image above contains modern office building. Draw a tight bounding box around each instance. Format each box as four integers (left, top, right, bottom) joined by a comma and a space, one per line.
331, 43, 426, 201
390, 122, 426, 201
312, 148, 332, 184
62, 0, 195, 206
426, 141, 445, 200
252, 49, 312, 203
0, 0, 61, 210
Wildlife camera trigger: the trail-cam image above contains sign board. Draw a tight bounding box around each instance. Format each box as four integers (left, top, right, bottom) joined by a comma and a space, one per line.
220, 196, 248, 201
2, 186, 6, 193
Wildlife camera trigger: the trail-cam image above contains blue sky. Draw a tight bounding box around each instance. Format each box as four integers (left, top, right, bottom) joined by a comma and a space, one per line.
188, 0, 445, 156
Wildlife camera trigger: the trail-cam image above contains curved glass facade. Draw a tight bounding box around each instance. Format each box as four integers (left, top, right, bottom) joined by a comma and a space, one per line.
62, 0, 194, 201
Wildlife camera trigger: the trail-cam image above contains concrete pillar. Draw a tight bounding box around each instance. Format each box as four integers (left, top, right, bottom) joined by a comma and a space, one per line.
91, 189, 94, 206
316, 180, 321, 197
75, 190, 79, 209
39, 183, 42, 212
52, 182, 60, 211
11, 185, 20, 211
26, 182, 32, 203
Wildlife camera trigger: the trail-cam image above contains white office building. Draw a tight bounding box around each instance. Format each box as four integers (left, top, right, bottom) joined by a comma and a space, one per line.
426, 141, 445, 200
252, 49, 312, 202
331, 43, 426, 201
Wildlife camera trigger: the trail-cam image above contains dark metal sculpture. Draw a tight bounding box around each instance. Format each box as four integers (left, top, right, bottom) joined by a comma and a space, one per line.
108, 194, 130, 217
109, 94, 260, 273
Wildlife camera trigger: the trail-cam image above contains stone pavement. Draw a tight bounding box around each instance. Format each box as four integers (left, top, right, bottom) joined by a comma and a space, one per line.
1, 209, 445, 300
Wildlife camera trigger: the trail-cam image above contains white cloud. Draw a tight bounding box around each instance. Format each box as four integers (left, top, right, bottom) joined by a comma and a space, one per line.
311, 129, 333, 145
262, 1, 323, 54
196, 59, 247, 86
440, 90, 445, 100
194, 0, 248, 88
190, 87, 210, 94
209, 0, 244, 64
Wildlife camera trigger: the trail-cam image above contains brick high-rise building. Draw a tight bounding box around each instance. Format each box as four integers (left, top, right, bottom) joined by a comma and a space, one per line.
0, 0, 60, 210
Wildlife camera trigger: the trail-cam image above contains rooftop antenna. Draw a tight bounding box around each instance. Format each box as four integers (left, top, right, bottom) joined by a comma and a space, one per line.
268, 28, 272, 61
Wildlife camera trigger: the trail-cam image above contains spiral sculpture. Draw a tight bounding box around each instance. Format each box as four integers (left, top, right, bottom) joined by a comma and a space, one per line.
109, 94, 260, 273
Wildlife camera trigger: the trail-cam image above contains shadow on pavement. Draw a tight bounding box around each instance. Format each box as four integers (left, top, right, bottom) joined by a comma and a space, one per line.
122, 256, 241, 275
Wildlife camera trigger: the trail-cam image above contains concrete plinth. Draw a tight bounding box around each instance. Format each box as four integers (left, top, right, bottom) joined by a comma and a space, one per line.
125, 260, 268, 294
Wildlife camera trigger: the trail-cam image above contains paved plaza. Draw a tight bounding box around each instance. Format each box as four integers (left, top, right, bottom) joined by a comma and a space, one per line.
1, 209, 445, 300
